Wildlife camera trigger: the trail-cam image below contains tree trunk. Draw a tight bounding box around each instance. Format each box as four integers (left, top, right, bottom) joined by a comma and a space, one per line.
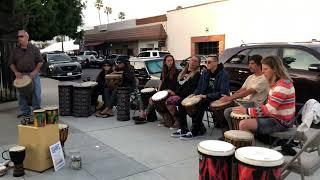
107, 14, 109, 24
98, 12, 101, 25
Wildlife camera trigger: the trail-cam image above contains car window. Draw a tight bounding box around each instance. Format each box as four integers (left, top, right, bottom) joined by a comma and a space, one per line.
248, 48, 278, 62
283, 48, 320, 70
79, 52, 84, 55
145, 59, 163, 74
159, 52, 170, 57
137, 52, 150, 57
152, 52, 157, 57
107, 55, 117, 59
47, 54, 72, 62
229, 49, 251, 64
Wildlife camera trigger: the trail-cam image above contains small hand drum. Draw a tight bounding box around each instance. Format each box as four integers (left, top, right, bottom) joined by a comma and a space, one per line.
151, 90, 169, 113
140, 88, 157, 108
13, 75, 34, 105
58, 124, 69, 150
181, 96, 201, 117
1, 146, 26, 177
210, 100, 234, 127
230, 112, 250, 130
105, 73, 123, 90
224, 130, 254, 149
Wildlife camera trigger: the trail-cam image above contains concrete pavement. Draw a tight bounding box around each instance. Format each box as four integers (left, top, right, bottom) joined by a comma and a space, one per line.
0, 77, 319, 180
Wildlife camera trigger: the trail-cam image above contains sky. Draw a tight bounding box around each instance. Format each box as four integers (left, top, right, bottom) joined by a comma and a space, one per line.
82, 0, 213, 28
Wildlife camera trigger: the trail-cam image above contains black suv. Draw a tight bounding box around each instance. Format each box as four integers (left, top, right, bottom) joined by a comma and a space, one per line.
221, 43, 320, 108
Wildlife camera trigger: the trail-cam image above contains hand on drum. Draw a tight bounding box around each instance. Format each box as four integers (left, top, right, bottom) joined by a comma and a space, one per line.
197, 94, 206, 99
14, 72, 23, 79
232, 105, 247, 115
220, 95, 232, 102
167, 90, 175, 96
29, 71, 38, 79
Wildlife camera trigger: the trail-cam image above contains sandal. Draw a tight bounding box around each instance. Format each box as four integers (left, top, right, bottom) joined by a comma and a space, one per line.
101, 113, 114, 118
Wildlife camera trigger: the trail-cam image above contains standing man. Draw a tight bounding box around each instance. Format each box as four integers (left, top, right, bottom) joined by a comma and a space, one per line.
9, 30, 43, 118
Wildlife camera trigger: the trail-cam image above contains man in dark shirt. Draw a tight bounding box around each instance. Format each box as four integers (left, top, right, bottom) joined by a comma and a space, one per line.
9, 30, 43, 118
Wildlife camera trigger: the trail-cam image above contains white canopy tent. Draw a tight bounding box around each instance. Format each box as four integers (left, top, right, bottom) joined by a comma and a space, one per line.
40, 40, 79, 53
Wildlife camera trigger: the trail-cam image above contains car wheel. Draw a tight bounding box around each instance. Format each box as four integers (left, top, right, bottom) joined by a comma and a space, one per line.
85, 59, 90, 68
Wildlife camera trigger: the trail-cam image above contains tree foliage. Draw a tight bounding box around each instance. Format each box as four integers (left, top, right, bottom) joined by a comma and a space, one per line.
118, 12, 125, 21
94, 0, 103, 25
13, 0, 86, 41
104, 6, 112, 24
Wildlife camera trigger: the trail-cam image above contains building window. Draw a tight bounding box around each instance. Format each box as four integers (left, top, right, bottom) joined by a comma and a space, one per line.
196, 42, 219, 55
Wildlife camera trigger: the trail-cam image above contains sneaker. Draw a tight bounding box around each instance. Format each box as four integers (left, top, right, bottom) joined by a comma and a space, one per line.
158, 122, 164, 127
180, 131, 193, 140
171, 129, 187, 138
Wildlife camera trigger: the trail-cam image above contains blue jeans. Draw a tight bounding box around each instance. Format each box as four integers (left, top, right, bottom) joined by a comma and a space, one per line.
18, 74, 41, 115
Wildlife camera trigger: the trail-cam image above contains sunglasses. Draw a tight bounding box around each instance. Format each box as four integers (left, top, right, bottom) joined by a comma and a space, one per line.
17, 35, 24, 38
206, 60, 218, 64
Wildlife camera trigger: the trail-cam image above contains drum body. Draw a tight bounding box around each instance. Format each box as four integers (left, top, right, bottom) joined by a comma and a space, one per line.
151, 91, 174, 127
9, 146, 26, 177
235, 146, 284, 180
117, 87, 130, 121
230, 112, 250, 130
59, 124, 69, 148
44, 107, 59, 124
224, 130, 253, 149
181, 96, 201, 117
14, 75, 34, 105
210, 100, 234, 127
105, 73, 123, 90
58, 82, 75, 116
33, 109, 46, 127
73, 82, 97, 117
140, 88, 156, 109
198, 140, 235, 180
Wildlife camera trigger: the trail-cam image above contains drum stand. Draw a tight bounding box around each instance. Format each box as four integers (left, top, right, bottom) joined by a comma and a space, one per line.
13, 163, 24, 177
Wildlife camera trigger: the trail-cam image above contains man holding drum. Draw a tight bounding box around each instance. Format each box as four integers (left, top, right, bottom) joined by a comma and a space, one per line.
233, 56, 295, 134
221, 55, 269, 130
173, 55, 230, 140
9, 30, 43, 118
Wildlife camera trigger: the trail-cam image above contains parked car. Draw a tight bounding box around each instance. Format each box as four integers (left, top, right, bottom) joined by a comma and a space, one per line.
130, 58, 182, 87
221, 42, 320, 108
70, 56, 88, 68
180, 55, 207, 69
105, 54, 130, 65
41, 52, 82, 79
130, 50, 170, 61
77, 51, 100, 66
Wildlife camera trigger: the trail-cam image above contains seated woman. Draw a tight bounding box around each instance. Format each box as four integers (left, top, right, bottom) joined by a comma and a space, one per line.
97, 58, 135, 118
232, 56, 295, 134
135, 54, 179, 125
92, 60, 114, 113
165, 56, 201, 129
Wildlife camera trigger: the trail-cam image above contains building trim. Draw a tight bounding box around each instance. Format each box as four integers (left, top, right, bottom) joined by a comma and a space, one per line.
191, 34, 225, 55
136, 14, 167, 25
167, 0, 228, 12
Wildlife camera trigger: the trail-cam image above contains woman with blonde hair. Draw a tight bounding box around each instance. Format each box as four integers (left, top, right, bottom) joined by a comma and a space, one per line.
233, 56, 295, 134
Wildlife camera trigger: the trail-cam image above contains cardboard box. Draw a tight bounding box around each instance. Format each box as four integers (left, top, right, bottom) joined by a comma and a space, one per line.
18, 124, 59, 172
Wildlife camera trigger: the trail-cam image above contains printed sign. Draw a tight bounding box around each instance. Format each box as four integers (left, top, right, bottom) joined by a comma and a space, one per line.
49, 141, 65, 171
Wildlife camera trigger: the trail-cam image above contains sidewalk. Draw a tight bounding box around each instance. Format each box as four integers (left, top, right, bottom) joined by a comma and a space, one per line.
0, 78, 318, 180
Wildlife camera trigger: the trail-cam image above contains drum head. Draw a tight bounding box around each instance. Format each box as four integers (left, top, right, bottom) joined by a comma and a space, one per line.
230, 112, 250, 119
33, 109, 46, 113
58, 124, 68, 129
9, 145, 25, 152
151, 91, 168, 101
81, 81, 98, 87
235, 146, 284, 167
181, 96, 201, 107
44, 106, 58, 111
141, 88, 156, 93
198, 140, 235, 156
13, 75, 32, 88
211, 100, 232, 108
105, 74, 122, 79
224, 130, 254, 140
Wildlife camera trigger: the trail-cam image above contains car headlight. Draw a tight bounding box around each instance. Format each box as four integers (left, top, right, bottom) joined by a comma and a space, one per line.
48, 65, 54, 71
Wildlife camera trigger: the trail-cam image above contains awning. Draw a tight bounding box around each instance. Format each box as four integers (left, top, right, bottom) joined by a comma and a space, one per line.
84, 24, 167, 44
84, 42, 104, 46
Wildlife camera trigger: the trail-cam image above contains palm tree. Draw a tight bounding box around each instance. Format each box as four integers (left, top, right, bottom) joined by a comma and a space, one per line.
118, 12, 125, 21
104, 6, 112, 24
95, 0, 104, 25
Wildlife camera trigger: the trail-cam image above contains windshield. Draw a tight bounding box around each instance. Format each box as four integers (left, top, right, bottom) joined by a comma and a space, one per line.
137, 52, 150, 57
159, 52, 170, 57
311, 46, 320, 54
145, 59, 163, 74
47, 54, 72, 62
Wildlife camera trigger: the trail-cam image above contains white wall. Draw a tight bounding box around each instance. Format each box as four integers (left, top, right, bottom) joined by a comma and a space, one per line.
167, 0, 320, 60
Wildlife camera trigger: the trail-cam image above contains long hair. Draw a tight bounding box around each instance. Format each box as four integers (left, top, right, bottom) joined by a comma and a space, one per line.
178, 56, 200, 80
162, 54, 177, 81
261, 56, 293, 82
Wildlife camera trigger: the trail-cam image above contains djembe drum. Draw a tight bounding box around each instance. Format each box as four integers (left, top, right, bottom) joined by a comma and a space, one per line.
224, 130, 254, 149
210, 100, 234, 127
58, 124, 69, 153
235, 146, 284, 180
105, 72, 123, 90
140, 88, 157, 122
2, 146, 26, 177
230, 112, 251, 130
197, 140, 235, 180
33, 109, 46, 127
13, 75, 34, 106
151, 90, 174, 127
44, 106, 59, 124
181, 96, 201, 117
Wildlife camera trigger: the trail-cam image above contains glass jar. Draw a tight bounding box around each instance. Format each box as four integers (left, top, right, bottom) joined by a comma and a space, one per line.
69, 151, 81, 170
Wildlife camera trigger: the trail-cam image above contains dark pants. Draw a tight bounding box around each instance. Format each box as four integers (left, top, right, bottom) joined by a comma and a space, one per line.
91, 85, 106, 107
104, 88, 117, 109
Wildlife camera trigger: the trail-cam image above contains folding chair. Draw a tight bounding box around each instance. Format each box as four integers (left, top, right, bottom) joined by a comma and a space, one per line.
281, 129, 320, 180
203, 108, 216, 136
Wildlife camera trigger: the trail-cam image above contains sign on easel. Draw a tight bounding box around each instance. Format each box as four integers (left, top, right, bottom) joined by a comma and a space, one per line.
49, 141, 65, 171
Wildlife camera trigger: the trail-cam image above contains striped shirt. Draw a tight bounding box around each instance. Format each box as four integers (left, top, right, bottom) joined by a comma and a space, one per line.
248, 79, 295, 126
